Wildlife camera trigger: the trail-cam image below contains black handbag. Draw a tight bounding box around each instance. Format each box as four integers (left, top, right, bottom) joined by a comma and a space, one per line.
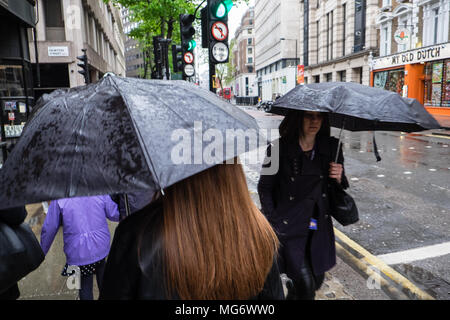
0, 221, 45, 293
328, 180, 359, 226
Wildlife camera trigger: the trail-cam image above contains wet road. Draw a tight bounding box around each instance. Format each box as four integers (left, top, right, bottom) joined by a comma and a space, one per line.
239, 106, 450, 300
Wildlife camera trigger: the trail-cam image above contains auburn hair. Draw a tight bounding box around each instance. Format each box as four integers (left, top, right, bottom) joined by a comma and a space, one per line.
161, 160, 279, 299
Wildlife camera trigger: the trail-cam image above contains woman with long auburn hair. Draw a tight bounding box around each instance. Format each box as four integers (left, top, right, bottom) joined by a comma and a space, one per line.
99, 159, 283, 300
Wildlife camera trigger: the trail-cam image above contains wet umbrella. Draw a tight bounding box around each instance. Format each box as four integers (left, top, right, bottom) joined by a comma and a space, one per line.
272, 82, 442, 161
0, 75, 266, 210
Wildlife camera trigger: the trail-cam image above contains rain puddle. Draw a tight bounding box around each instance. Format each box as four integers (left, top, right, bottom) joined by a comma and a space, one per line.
393, 264, 450, 300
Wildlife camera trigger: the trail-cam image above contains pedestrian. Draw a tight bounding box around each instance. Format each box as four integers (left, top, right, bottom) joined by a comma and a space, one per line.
99, 160, 284, 300
40, 195, 119, 300
0, 206, 43, 300
257, 109, 349, 300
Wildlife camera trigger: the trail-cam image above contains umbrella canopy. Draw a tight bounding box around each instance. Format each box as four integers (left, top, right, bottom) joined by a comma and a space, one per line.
272, 82, 441, 132
0, 76, 266, 210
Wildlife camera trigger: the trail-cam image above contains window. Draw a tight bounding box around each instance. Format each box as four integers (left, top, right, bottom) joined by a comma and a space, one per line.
248, 57, 253, 64
339, 70, 346, 82
326, 73, 332, 82
316, 21, 320, 64
44, 0, 64, 28
44, 0, 65, 41
382, 0, 391, 8
433, 8, 439, 45
423, 3, 448, 46
248, 47, 253, 54
327, 11, 334, 61
380, 24, 391, 56
397, 17, 410, 52
248, 38, 252, 45
248, 29, 253, 34
342, 4, 346, 56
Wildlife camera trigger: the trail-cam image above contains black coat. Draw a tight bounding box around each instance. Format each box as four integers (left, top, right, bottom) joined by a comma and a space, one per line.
0, 206, 28, 300
99, 201, 284, 300
257, 136, 349, 276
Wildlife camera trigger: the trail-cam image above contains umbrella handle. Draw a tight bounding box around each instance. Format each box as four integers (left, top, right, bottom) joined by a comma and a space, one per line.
334, 118, 345, 164
124, 194, 131, 217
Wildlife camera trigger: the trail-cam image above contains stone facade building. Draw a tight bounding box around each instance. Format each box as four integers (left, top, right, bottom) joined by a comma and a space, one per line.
299, 0, 379, 86
121, 6, 143, 78
29, 0, 126, 99
254, 0, 301, 101
371, 0, 450, 116
232, 6, 257, 101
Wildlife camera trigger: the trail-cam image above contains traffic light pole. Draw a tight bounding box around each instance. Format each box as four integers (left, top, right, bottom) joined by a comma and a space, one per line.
209, 61, 216, 93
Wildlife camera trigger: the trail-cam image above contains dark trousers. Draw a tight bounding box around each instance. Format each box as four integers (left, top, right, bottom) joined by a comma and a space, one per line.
281, 233, 325, 300
287, 255, 325, 300
79, 260, 106, 300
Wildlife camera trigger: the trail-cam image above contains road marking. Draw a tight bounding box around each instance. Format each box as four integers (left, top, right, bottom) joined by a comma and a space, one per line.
403, 171, 413, 174
334, 228, 434, 300
425, 134, 450, 140
377, 242, 450, 265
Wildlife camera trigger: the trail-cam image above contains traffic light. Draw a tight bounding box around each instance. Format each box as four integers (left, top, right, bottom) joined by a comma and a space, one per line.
206, 0, 233, 64
180, 14, 196, 52
179, 14, 196, 78
172, 44, 183, 73
153, 36, 163, 79
76, 49, 90, 84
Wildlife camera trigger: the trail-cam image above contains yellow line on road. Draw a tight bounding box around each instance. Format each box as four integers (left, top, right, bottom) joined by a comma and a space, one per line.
425, 134, 450, 140
334, 228, 435, 300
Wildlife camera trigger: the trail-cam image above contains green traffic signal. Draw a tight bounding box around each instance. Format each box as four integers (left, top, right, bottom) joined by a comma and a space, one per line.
188, 40, 197, 51
212, 0, 233, 19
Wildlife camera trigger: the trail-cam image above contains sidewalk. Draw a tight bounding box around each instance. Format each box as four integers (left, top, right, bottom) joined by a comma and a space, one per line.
433, 114, 450, 130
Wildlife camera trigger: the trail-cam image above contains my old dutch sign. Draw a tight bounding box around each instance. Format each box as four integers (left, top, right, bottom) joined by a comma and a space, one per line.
372, 43, 449, 70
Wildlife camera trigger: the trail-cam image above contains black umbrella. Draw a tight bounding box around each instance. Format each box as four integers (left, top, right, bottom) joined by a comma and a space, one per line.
272, 82, 442, 161
0, 75, 266, 210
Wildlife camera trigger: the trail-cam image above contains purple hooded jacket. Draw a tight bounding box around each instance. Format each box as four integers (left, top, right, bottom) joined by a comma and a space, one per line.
40, 195, 119, 266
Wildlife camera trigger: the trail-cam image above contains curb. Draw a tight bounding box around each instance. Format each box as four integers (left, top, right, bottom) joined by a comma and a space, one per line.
334, 228, 435, 300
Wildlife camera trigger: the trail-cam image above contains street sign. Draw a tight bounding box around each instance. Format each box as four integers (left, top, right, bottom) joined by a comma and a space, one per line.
184, 52, 194, 64
211, 42, 229, 63
211, 21, 228, 41
184, 64, 195, 77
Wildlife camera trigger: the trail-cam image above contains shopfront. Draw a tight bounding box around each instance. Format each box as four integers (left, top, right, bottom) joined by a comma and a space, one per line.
370, 42, 450, 116
0, 0, 36, 163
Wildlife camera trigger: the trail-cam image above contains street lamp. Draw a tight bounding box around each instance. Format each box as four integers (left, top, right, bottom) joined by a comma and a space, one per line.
280, 37, 298, 86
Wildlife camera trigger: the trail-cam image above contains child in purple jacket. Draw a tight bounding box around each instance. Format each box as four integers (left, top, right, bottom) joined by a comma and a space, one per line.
40, 195, 119, 300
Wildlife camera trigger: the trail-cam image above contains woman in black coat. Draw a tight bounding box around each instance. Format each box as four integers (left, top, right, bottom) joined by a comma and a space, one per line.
257, 110, 349, 300
100, 160, 284, 300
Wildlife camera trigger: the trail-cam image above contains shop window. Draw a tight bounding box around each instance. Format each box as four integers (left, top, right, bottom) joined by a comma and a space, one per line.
424, 60, 450, 107
373, 69, 404, 94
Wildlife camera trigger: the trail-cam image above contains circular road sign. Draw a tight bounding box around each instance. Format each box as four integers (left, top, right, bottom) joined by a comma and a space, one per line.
211, 21, 228, 41
183, 52, 194, 64
211, 42, 229, 63
184, 64, 195, 77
